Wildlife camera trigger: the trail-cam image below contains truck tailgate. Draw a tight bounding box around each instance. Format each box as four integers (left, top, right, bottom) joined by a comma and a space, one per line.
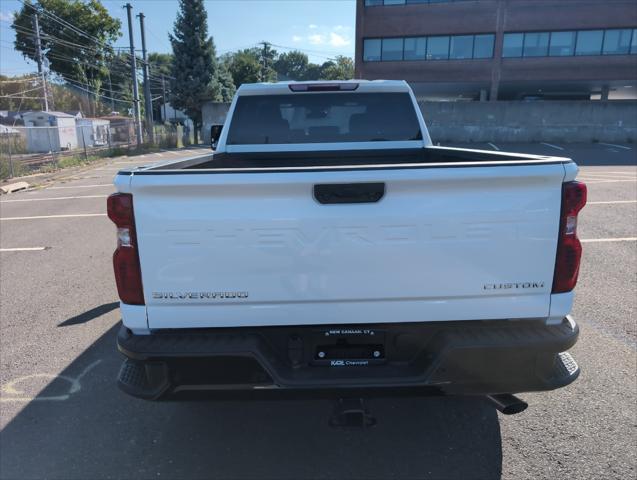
126, 163, 565, 329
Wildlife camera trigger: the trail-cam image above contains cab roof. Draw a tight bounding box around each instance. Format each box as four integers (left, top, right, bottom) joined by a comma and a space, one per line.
236, 80, 411, 96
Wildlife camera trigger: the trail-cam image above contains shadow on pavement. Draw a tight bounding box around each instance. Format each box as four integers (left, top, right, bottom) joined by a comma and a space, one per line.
57, 302, 120, 327
0, 324, 503, 480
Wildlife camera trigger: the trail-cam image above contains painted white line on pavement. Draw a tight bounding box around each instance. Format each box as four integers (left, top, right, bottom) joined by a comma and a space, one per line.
0, 213, 106, 221
585, 179, 637, 184
541, 143, 565, 151
0, 247, 47, 252
48, 184, 112, 189
587, 200, 637, 205
581, 172, 637, 180
579, 177, 637, 182
580, 237, 637, 243
487, 143, 499, 151
598, 143, 632, 150
0, 195, 107, 203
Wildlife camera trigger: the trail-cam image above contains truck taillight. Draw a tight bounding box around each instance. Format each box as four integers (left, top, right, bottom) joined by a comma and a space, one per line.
552, 181, 587, 294
107, 193, 144, 305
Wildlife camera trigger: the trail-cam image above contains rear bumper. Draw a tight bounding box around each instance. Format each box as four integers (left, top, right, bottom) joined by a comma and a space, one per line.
117, 317, 580, 400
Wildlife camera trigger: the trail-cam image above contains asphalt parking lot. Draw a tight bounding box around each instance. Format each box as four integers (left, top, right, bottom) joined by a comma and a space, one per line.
0, 142, 635, 480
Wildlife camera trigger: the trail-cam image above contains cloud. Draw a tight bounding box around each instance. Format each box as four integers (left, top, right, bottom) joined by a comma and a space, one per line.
308, 34, 326, 45
329, 32, 350, 47
0, 11, 14, 22
292, 25, 352, 48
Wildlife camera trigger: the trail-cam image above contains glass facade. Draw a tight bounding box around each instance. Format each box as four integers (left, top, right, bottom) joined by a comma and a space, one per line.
523, 32, 550, 57
575, 30, 604, 56
473, 34, 495, 59
365, 0, 465, 5
363, 34, 495, 61
549, 31, 576, 56
503, 29, 637, 58
450, 35, 474, 59
382, 38, 404, 60
363, 39, 381, 62
503, 33, 524, 57
404, 37, 427, 60
603, 29, 632, 55
363, 29, 636, 63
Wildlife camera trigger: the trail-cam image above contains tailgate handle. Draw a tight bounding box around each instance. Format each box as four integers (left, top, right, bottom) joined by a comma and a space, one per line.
314, 183, 385, 204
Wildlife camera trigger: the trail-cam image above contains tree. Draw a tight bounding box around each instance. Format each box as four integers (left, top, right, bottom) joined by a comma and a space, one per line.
224, 49, 262, 87
0, 75, 43, 111
147, 52, 172, 120
170, 0, 231, 142
274, 51, 309, 81
12, 0, 121, 114
216, 62, 236, 103
320, 56, 355, 80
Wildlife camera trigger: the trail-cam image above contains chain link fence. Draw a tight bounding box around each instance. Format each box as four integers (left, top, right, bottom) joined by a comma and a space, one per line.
0, 120, 188, 180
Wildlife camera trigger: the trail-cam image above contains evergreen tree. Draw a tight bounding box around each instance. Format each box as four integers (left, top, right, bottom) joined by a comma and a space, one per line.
169, 0, 218, 143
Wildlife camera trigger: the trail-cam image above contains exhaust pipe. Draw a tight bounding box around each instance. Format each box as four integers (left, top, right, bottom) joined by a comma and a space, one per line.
487, 394, 528, 415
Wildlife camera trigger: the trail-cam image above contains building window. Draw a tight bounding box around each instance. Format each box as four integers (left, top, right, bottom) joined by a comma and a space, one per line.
473, 34, 495, 58
549, 31, 576, 56
382, 0, 406, 5
603, 29, 632, 55
503, 33, 524, 57
449, 35, 474, 59
364, 0, 384, 5
427, 36, 450, 60
575, 30, 604, 56
404, 37, 427, 60
363, 39, 382, 61
632, 29, 637, 54
523, 32, 550, 57
382, 38, 404, 61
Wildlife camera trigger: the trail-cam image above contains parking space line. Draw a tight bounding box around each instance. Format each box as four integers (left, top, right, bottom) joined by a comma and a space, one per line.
587, 200, 637, 205
1, 213, 106, 221
48, 184, 112, 189
599, 143, 632, 150
586, 178, 637, 184
487, 143, 499, 151
541, 143, 565, 151
0, 195, 107, 203
580, 237, 637, 243
578, 172, 636, 178
0, 247, 47, 252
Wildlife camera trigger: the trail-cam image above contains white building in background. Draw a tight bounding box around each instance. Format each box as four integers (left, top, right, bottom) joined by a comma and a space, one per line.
22, 111, 78, 153
76, 118, 110, 148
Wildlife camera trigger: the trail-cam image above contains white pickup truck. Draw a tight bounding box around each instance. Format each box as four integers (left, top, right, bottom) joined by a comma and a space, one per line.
110, 81, 585, 413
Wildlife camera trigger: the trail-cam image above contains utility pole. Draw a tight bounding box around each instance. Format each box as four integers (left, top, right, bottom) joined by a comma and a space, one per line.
107, 71, 115, 112
32, 13, 48, 111
138, 12, 154, 143
161, 74, 167, 123
124, 3, 142, 147
260, 41, 270, 82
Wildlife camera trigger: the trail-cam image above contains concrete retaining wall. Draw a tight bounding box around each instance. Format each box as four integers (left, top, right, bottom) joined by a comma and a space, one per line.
201, 100, 637, 144
202, 102, 231, 144
420, 101, 637, 143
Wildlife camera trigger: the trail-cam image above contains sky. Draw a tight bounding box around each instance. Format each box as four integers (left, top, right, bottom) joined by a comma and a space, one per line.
0, 0, 356, 75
